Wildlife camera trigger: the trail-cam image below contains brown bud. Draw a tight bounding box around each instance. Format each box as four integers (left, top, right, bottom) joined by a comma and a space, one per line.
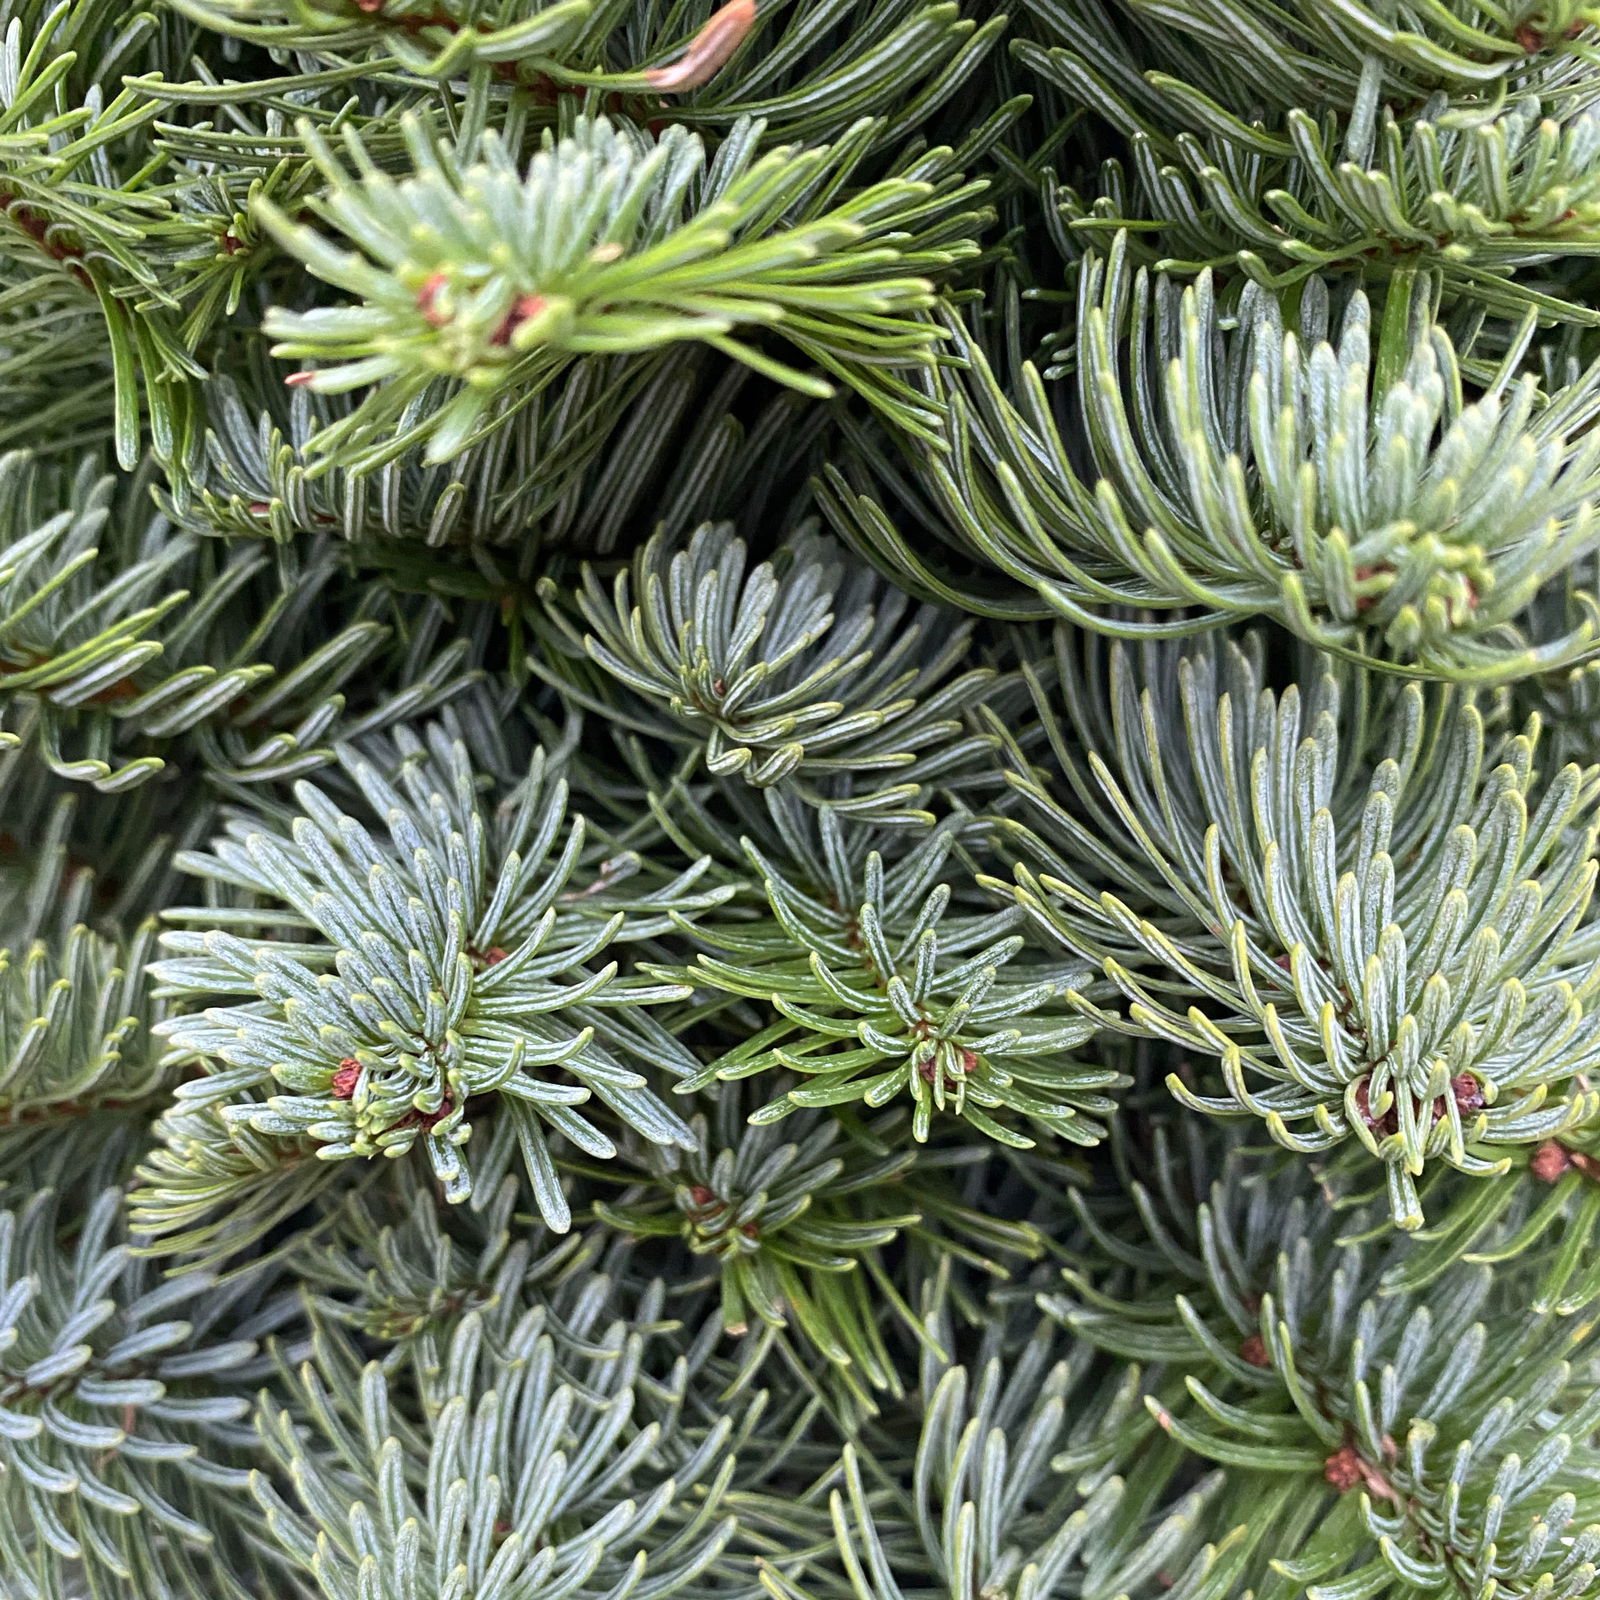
1352, 564, 1391, 613
402, 1093, 453, 1132
331, 1058, 361, 1099
1354, 1080, 1397, 1138
1238, 1334, 1269, 1368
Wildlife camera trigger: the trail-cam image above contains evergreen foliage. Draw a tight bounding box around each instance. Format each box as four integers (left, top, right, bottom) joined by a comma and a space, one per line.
8, 0, 1600, 1596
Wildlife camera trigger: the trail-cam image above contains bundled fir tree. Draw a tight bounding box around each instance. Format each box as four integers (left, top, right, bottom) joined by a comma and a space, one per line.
8, 0, 1600, 1595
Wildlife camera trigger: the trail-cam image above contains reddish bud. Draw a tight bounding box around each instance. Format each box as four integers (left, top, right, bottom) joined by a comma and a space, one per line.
491, 293, 548, 346
1238, 1333, 1269, 1368
416, 272, 452, 327
284, 370, 316, 387
1450, 1073, 1485, 1115
1532, 1142, 1574, 1183
331, 1058, 361, 1099
1324, 1446, 1364, 1492
688, 1185, 716, 1206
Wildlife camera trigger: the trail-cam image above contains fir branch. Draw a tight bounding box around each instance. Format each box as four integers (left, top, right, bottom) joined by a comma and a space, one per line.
167, 356, 826, 555
1047, 1131, 1600, 1599
128, 1091, 349, 1272
993, 630, 1600, 1227
1020, 0, 1600, 114
590, 1087, 1042, 1391
762, 1287, 1217, 1600
148, 723, 729, 1227
1028, 48, 1600, 327
2, 0, 1600, 1587
148, 0, 1006, 149
257, 112, 987, 469
0, 919, 170, 1138
294, 1171, 592, 1343
0, 453, 484, 788
0, 757, 216, 943
837, 245, 1600, 680
533, 524, 997, 818
1383, 1124, 1600, 1315
252, 1283, 742, 1600
666, 804, 1121, 1147
0, 1184, 291, 1600
0, 0, 226, 470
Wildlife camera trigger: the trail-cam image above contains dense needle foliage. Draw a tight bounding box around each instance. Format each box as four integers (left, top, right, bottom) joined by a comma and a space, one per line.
6, 1, 1600, 1597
